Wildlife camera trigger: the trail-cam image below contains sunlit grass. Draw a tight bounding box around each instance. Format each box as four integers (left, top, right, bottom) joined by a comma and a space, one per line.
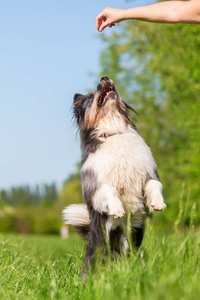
0, 222, 199, 299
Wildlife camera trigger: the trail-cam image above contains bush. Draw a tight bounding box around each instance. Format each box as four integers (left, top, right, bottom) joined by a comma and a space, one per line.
0, 204, 64, 234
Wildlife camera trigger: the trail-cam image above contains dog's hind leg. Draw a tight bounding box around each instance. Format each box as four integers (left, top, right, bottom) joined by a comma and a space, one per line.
132, 226, 145, 248
82, 235, 95, 280
82, 207, 107, 279
109, 226, 123, 256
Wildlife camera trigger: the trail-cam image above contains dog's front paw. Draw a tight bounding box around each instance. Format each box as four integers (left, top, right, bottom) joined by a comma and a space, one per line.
148, 198, 167, 213
108, 199, 125, 219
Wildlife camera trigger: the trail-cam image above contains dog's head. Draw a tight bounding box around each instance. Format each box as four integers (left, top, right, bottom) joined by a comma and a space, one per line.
73, 77, 135, 130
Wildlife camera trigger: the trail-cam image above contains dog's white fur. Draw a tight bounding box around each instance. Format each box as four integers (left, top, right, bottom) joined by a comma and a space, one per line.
63, 204, 89, 226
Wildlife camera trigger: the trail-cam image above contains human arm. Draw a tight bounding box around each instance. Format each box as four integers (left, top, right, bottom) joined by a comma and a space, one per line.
96, 0, 200, 32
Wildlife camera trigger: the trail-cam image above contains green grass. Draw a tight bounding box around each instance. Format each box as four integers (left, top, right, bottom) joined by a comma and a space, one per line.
0, 222, 199, 300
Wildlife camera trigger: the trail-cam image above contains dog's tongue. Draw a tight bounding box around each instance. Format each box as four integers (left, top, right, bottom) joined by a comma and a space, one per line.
102, 91, 114, 105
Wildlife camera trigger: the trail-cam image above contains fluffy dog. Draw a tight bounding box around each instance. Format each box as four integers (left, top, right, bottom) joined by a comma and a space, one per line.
63, 77, 166, 278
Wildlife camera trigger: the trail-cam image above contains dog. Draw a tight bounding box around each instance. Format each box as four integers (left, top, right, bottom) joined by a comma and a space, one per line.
63, 77, 166, 278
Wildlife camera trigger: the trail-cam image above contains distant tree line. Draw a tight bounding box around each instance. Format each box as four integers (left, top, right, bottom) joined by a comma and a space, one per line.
0, 183, 58, 207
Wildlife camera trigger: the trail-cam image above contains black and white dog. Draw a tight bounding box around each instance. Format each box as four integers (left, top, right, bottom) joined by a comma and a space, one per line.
63, 77, 166, 277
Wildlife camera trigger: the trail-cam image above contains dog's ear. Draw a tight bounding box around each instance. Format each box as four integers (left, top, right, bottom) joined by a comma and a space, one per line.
73, 93, 84, 104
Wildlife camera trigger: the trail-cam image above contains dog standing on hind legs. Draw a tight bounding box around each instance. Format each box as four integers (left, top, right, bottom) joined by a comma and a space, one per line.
63, 77, 166, 279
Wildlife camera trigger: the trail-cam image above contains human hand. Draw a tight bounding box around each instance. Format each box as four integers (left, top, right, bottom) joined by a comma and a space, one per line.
96, 7, 125, 32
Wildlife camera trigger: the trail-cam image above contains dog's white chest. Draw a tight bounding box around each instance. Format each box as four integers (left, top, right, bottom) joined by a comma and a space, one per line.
82, 129, 156, 200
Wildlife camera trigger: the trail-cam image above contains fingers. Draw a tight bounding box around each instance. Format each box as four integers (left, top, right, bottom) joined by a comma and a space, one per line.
96, 7, 114, 32
96, 11, 106, 31
99, 20, 110, 32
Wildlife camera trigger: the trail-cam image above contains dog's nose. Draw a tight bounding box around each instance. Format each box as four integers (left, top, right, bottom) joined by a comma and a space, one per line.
100, 76, 110, 81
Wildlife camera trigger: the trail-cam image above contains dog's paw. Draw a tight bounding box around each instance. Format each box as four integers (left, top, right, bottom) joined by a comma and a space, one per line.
148, 198, 167, 213
108, 199, 125, 218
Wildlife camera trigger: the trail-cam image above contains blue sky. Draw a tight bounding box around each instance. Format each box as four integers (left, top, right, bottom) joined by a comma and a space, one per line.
0, 0, 154, 190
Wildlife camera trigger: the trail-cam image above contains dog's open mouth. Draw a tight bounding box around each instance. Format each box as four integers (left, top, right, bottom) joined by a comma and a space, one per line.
97, 83, 115, 107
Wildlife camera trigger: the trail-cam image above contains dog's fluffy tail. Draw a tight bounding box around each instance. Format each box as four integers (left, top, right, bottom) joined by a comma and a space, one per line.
62, 204, 90, 240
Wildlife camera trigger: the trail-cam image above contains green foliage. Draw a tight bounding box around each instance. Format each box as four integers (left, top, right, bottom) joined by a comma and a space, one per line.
0, 183, 64, 234
98, 20, 200, 227
0, 204, 63, 234
0, 212, 15, 233
59, 172, 83, 206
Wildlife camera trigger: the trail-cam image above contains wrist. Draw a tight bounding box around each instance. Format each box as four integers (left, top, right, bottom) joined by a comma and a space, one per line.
117, 8, 131, 21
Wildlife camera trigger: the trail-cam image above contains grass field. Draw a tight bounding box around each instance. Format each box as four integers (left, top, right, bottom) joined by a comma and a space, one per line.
0, 221, 199, 300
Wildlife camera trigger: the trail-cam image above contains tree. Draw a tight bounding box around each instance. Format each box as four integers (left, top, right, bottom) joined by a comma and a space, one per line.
59, 167, 82, 206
